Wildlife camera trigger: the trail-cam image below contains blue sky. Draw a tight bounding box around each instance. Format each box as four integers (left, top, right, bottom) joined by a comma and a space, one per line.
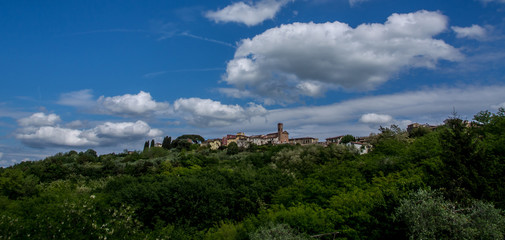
1, 0, 505, 166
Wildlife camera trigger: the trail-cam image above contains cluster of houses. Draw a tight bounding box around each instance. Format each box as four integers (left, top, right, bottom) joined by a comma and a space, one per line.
202, 123, 372, 154
406, 123, 438, 133
147, 122, 441, 155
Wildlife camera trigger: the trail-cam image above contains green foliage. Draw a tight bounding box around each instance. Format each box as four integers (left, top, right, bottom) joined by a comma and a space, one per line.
162, 136, 172, 149
1, 109, 505, 239
408, 126, 432, 138
340, 134, 356, 144
140, 146, 170, 159
249, 222, 311, 240
0, 179, 142, 240
171, 138, 193, 150
472, 108, 505, 208
143, 141, 149, 151
176, 134, 205, 144
227, 142, 239, 155
204, 221, 248, 240
437, 117, 483, 201
0, 168, 39, 200
260, 204, 334, 236
104, 167, 293, 231
369, 125, 410, 156
395, 188, 505, 240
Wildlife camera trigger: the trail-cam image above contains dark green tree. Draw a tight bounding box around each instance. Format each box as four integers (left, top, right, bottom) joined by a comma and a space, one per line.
438, 116, 482, 200
227, 142, 239, 155
162, 136, 172, 149
0, 168, 39, 199
408, 126, 431, 138
340, 134, 355, 144
472, 108, 505, 207
171, 139, 192, 150
150, 139, 155, 148
175, 135, 205, 144
369, 124, 409, 156
143, 141, 149, 151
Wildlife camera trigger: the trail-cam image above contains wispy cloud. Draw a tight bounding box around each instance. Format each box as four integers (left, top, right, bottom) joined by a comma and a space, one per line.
57, 89, 95, 108
179, 32, 236, 48
452, 24, 488, 40
64, 24, 235, 49
349, 0, 370, 7
143, 68, 225, 78
142, 71, 168, 79
58, 29, 148, 37
205, 0, 293, 26
479, 0, 505, 4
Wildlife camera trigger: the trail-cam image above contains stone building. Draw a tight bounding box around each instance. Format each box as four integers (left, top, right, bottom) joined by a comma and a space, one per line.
220, 123, 289, 147
263, 123, 289, 144
289, 137, 319, 145
407, 123, 438, 134
202, 138, 222, 150
326, 136, 344, 145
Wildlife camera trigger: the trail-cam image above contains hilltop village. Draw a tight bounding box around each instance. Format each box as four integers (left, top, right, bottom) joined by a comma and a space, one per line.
202, 123, 374, 154
147, 122, 441, 155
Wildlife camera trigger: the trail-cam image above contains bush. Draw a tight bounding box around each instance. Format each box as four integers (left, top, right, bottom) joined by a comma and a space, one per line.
249, 222, 310, 240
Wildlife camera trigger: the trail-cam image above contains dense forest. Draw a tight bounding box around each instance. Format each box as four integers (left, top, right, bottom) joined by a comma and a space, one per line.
1, 109, 505, 239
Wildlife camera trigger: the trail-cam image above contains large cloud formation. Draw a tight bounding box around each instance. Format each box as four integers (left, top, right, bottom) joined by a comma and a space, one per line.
223, 10, 463, 102
205, 0, 291, 26
174, 98, 267, 127
97, 91, 169, 116
16, 113, 162, 148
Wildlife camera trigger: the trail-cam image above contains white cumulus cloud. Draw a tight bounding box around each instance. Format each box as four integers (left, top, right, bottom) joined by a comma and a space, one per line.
58, 90, 170, 117
16, 113, 162, 148
452, 25, 487, 40
223, 10, 463, 103
205, 0, 292, 26
18, 112, 61, 127
93, 121, 162, 139
97, 91, 170, 117
359, 113, 393, 124
0, 152, 3, 159
17, 126, 97, 148
174, 98, 267, 127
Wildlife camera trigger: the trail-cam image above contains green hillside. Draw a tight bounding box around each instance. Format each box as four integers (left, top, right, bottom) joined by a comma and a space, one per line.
1, 109, 505, 239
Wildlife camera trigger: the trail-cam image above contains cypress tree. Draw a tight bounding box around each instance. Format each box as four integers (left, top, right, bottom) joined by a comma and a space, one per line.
143, 141, 149, 151
162, 136, 172, 149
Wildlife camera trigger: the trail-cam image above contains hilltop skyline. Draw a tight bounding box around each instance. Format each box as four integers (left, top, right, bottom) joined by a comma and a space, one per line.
1, 0, 505, 166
